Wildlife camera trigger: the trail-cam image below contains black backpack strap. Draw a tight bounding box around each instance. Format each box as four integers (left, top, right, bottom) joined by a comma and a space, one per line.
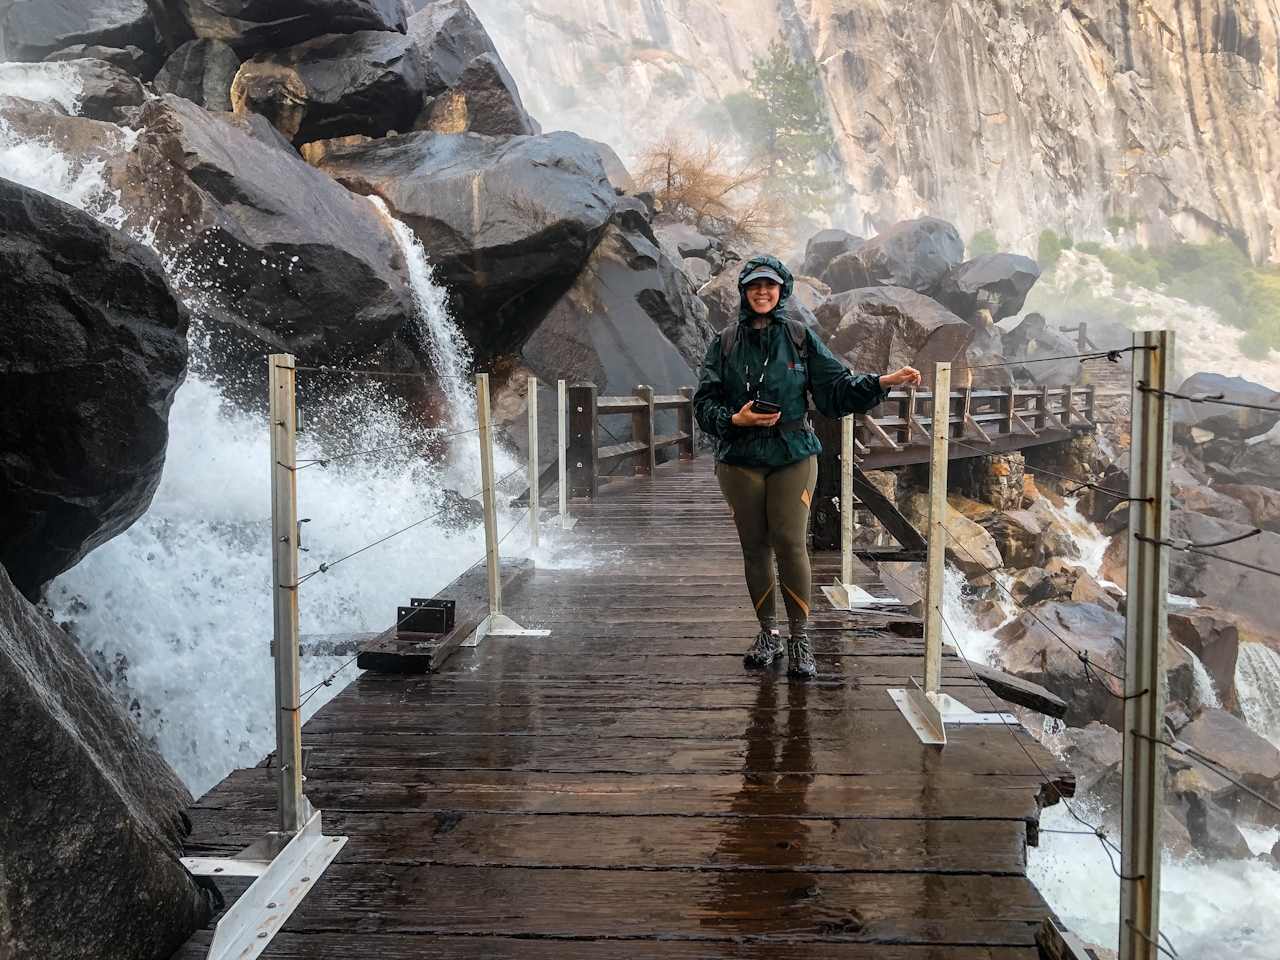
719, 322, 738, 359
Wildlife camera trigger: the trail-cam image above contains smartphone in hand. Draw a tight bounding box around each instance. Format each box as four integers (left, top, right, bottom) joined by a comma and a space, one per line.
750, 399, 782, 415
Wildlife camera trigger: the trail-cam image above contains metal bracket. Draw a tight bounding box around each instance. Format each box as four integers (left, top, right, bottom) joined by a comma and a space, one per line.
182, 801, 347, 960
462, 613, 551, 647
552, 515, 577, 531
822, 577, 902, 610
888, 678, 1017, 747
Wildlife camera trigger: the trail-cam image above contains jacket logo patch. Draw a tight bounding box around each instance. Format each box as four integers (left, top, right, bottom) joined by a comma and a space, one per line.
788, 362, 805, 372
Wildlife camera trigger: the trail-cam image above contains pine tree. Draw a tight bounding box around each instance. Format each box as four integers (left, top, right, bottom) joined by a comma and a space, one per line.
724, 39, 835, 224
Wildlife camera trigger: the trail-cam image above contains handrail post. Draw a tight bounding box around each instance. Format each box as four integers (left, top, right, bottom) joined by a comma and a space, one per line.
1119, 330, 1173, 960
527, 376, 539, 549
476, 372, 501, 618
677, 386, 695, 460
568, 382, 598, 499
268, 352, 304, 835
632, 385, 655, 476
557, 379, 568, 520
841, 416, 854, 588
923, 362, 951, 699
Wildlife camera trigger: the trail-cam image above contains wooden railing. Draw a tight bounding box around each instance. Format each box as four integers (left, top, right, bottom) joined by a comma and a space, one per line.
855, 384, 1096, 468
567, 383, 696, 499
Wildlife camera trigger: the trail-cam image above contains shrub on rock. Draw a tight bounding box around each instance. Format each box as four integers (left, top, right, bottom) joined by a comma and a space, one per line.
0, 563, 210, 960
232, 30, 425, 143
0, 177, 187, 599
311, 129, 616, 358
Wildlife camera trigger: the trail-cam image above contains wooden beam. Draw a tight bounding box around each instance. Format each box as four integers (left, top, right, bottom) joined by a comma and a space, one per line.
966, 662, 1068, 719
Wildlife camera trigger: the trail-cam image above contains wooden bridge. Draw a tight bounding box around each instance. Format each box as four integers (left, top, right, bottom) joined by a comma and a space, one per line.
177, 453, 1077, 958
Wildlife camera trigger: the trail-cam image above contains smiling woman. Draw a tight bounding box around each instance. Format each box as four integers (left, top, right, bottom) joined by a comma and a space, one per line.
693, 256, 920, 678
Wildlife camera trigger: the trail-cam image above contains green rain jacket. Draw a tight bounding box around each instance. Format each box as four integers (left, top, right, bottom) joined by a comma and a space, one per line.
694, 255, 890, 468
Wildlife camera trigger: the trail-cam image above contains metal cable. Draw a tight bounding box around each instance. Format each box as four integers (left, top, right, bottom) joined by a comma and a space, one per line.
1129, 730, 1280, 817
964, 344, 1148, 371
944, 436, 1133, 499
1137, 383, 1280, 416
296, 426, 481, 470
295, 365, 470, 380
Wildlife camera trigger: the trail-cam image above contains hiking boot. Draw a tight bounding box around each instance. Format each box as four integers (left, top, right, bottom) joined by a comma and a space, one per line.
743, 629, 784, 668
787, 633, 816, 678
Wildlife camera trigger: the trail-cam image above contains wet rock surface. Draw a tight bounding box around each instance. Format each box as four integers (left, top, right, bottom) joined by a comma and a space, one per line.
45, 42, 160, 79
406, 0, 499, 96
311, 129, 616, 358
935, 252, 1041, 322
150, 0, 408, 55
2, 0, 159, 62
820, 217, 963, 296
802, 228, 861, 279
153, 38, 241, 111
421, 51, 534, 136
232, 30, 426, 143
0, 563, 210, 959
0, 177, 188, 599
1000, 312, 1082, 387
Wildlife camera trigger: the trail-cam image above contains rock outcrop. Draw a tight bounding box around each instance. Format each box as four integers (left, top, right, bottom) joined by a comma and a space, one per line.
2, 0, 160, 62
1001, 312, 1082, 387
406, 0, 498, 96
936, 253, 1041, 322
153, 38, 241, 111
0, 177, 188, 599
147, 0, 408, 55
116, 95, 413, 364
820, 217, 964, 296
45, 43, 160, 79
0, 59, 146, 123
232, 30, 426, 143
802, 228, 861, 279
1172, 372, 1280, 445
421, 51, 534, 136
0, 563, 210, 960
311, 129, 616, 357
821, 286, 974, 389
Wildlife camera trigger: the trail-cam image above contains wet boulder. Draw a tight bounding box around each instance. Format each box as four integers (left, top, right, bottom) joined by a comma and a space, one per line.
2, 0, 160, 62
899, 493, 1002, 577
936, 253, 1041, 322
406, 0, 498, 96
1001, 312, 1082, 387
0, 563, 210, 960
148, 0, 407, 56
1177, 708, 1280, 824
1162, 511, 1280, 629
1171, 372, 1280, 444
311, 129, 616, 358
0, 176, 188, 599
658, 223, 714, 259
802, 228, 861, 279
1167, 607, 1240, 710
1056, 722, 1123, 806
979, 507, 1046, 569
420, 52, 534, 136
1216, 421, 1280, 489
153, 38, 240, 111
821, 217, 964, 296
821, 286, 973, 390
117, 94, 412, 363
520, 221, 714, 397
0, 59, 146, 122
1171, 478, 1252, 527
586, 138, 635, 195
45, 43, 160, 79
1214, 483, 1280, 533
232, 30, 425, 144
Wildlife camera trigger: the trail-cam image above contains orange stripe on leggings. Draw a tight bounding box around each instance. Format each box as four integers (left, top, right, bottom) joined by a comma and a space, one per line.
753, 582, 775, 611
782, 583, 809, 617
800, 489, 810, 508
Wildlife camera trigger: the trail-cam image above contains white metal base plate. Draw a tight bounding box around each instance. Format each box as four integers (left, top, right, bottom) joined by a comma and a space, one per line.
182, 805, 347, 960
554, 515, 577, 530
462, 613, 552, 647
822, 577, 902, 610
888, 679, 1017, 746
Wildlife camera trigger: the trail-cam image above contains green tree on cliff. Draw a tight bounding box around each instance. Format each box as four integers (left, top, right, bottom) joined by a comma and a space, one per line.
724, 39, 835, 224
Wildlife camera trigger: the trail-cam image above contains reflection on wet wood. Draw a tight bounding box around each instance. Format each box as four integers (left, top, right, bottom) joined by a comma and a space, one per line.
178, 458, 1071, 958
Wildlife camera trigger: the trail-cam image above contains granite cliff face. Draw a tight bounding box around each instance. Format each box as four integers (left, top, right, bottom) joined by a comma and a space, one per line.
471, 0, 1280, 262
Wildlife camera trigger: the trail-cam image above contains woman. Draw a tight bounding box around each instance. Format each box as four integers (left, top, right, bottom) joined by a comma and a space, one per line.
694, 256, 921, 679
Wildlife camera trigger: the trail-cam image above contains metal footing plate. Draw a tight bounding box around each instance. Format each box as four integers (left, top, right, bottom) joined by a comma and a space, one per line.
889, 679, 1019, 746
822, 578, 902, 610
183, 808, 347, 960
463, 613, 552, 647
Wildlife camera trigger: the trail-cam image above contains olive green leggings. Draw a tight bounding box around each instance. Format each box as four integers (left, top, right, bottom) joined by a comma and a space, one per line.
715, 456, 818, 634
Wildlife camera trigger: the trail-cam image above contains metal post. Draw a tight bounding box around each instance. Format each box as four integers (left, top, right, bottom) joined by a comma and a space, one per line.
841, 415, 854, 587
557, 379, 568, 521
1119, 330, 1173, 960
923, 363, 951, 697
268, 353, 304, 835
476, 372, 501, 618
527, 376, 539, 550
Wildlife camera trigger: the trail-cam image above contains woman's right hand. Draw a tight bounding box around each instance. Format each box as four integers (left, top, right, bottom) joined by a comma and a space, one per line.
731, 401, 782, 427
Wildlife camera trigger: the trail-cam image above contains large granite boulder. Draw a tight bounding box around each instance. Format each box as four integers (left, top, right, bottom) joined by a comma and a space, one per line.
0, 564, 210, 960
311, 129, 616, 358
586, 139, 635, 195
232, 30, 425, 143
0, 177, 188, 599
821, 217, 964, 296
421, 51, 534, 136
1214, 483, 1280, 533
406, 0, 497, 96
821, 286, 974, 390
45, 43, 161, 80
1171, 372, 1280, 444
153, 37, 240, 110
1168, 607, 1241, 710
521, 220, 715, 397
2, 0, 160, 62
802, 228, 861, 279
1164, 512, 1280, 628
1216, 423, 1280, 488
936, 253, 1041, 322
899, 493, 1002, 577
1177, 708, 1280, 824
114, 95, 411, 363
145, 0, 407, 55
1001, 312, 1082, 386
0, 59, 146, 123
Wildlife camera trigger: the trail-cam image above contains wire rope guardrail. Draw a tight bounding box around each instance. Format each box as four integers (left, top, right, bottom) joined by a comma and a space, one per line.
963, 343, 1151, 371
295, 425, 482, 470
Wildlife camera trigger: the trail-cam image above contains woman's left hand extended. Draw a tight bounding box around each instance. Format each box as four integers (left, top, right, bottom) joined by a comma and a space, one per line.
880, 366, 922, 389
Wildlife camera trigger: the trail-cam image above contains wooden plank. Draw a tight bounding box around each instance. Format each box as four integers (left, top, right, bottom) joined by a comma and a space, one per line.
967, 663, 1068, 719
597, 396, 648, 413
356, 559, 532, 673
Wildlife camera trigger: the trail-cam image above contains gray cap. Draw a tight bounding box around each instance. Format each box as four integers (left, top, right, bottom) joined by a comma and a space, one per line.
740, 266, 785, 286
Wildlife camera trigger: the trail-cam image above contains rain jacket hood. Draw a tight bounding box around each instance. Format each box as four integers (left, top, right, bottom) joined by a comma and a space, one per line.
737, 255, 795, 326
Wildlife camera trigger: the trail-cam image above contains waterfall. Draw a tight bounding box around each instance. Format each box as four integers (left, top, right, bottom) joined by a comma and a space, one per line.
1238, 641, 1280, 749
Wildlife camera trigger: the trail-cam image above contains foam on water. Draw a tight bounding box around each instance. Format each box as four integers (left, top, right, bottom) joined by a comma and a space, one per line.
0, 61, 85, 114
1237, 641, 1280, 749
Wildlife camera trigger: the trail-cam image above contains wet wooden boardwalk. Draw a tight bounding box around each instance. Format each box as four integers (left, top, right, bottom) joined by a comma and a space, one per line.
177, 458, 1070, 959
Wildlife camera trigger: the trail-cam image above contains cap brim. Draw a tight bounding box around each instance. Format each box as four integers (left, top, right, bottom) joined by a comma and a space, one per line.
741, 268, 784, 285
